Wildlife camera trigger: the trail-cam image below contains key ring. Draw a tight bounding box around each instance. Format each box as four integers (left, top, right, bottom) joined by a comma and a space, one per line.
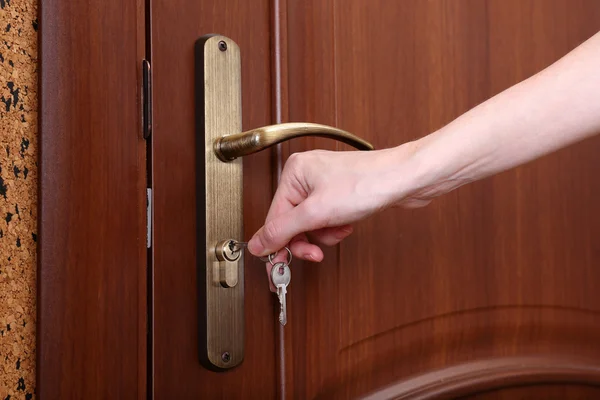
268, 247, 293, 266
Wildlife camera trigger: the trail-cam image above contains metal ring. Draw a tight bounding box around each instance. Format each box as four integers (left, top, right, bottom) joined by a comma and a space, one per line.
268, 247, 293, 266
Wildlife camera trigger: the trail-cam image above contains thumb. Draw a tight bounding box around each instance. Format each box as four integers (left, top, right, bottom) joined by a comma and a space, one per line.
248, 201, 320, 256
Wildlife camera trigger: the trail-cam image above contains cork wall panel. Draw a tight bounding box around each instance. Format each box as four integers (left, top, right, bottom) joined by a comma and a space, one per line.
0, 0, 37, 398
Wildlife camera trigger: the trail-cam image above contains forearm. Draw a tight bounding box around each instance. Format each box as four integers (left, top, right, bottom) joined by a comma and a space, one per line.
408, 31, 600, 198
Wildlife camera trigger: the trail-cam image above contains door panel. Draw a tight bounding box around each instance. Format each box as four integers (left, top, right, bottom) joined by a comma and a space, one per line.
38, 0, 147, 397
151, 0, 600, 398
286, 0, 600, 398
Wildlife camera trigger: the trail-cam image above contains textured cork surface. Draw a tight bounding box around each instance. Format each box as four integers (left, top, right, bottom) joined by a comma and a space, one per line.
0, 0, 38, 398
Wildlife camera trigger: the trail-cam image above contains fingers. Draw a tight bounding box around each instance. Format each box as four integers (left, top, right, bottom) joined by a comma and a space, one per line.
263, 159, 309, 225
264, 184, 301, 223
250, 170, 308, 255
398, 198, 433, 209
289, 225, 353, 260
289, 237, 324, 262
307, 225, 354, 246
248, 200, 320, 256
255, 223, 354, 263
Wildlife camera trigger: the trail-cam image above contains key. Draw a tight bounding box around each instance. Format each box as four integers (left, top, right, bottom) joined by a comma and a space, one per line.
270, 262, 291, 326
228, 240, 274, 262
228, 240, 247, 254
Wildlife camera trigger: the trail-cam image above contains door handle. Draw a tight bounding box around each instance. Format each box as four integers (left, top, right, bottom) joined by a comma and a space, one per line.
195, 34, 374, 372
214, 122, 374, 162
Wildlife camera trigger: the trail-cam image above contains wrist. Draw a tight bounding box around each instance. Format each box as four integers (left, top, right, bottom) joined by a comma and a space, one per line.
391, 130, 475, 203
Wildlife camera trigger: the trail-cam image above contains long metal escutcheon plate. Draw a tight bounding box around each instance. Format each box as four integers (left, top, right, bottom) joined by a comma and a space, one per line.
195, 34, 244, 371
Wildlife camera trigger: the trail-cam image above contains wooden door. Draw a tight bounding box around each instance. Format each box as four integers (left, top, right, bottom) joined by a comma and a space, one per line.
38, 0, 148, 397
151, 0, 600, 398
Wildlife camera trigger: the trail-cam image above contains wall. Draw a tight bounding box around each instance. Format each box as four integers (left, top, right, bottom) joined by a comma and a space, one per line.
0, 0, 37, 398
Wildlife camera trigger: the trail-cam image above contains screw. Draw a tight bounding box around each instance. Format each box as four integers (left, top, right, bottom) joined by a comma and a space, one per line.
218, 41, 227, 51
222, 352, 231, 363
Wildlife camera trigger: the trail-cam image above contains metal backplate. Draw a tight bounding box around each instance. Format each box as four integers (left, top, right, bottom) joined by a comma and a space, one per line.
195, 34, 244, 371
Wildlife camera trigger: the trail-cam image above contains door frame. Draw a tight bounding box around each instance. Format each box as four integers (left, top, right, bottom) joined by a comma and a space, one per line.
37, 0, 149, 397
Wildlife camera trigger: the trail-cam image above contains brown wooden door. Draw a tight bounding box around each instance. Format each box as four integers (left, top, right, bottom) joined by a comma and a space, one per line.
151, 0, 600, 398
38, 0, 148, 397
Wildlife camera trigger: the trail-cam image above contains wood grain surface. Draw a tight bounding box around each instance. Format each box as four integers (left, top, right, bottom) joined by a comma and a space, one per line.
285, 0, 600, 398
38, 0, 148, 397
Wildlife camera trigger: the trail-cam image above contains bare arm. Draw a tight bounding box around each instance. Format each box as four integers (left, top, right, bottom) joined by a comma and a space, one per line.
410, 31, 600, 200
248, 31, 600, 268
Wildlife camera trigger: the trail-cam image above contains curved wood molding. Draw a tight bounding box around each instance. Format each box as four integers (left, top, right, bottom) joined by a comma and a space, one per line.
358, 356, 600, 400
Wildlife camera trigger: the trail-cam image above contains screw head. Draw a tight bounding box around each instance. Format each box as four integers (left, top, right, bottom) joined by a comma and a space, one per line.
221, 352, 231, 363
218, 41, 227, 51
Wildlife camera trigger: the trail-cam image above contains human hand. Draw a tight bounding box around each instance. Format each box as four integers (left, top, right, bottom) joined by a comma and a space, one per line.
247, 142, 435, 289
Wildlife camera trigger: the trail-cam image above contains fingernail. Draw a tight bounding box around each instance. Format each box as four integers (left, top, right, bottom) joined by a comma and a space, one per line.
304, 254, 313, 261
248, 235, 264, 255
340, 226, 353, 236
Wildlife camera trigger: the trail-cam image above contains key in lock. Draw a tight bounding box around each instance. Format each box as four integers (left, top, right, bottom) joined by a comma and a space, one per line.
215, 239, 242, 288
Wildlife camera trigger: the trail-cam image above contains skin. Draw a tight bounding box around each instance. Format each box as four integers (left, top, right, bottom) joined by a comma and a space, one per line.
247, 31, 600, 291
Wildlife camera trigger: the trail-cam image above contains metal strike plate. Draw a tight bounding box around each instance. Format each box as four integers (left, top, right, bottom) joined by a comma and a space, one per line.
195, 34, 244, 371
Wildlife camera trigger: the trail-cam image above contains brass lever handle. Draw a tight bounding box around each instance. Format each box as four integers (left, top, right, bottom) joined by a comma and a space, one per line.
214, 122, 375, 162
